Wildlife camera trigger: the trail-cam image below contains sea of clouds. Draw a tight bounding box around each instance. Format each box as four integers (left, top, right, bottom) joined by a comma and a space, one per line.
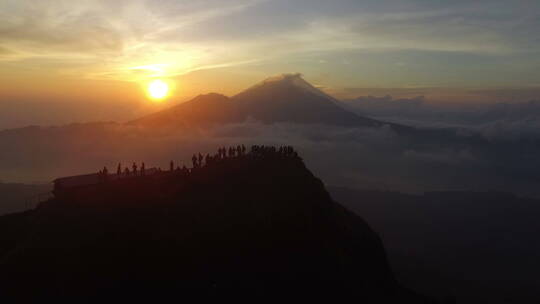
1, 117, 539, 198
342, 96, 540, 140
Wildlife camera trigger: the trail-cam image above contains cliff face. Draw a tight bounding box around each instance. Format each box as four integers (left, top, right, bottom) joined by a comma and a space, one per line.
0, 154, 430, 301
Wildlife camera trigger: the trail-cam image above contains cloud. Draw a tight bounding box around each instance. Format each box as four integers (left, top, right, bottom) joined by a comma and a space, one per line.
0, 3, 124, 55
343, 95, 540, 141
1, 120, 540, 198
1, 0, 540, 84
342, 95, 426, 116
0, 46, 14, 55
403, 148, 477, 165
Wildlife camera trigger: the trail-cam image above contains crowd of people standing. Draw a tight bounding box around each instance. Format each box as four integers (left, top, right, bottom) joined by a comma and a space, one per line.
98, 145, 299, 181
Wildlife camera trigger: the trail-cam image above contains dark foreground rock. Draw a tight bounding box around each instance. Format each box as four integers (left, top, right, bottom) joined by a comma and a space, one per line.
0, 153, 432, 302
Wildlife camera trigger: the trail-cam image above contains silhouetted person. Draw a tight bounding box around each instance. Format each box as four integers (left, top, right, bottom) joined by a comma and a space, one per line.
170, 160, 174, 172
237, 145, 241, 156
100, 167, 108, 182
117, 163, 121, 175
242, 144, 246, 155
132, 162, 138, 175
205, 154, 210, 166
141, 162, 146, 176
198, 153, 203, 166
192, 154, 197, 168
124, 167, 130, 176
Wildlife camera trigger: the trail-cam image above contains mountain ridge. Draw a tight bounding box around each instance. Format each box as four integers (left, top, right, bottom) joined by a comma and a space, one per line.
131, 74, 387, 129
0, 147, 433, 301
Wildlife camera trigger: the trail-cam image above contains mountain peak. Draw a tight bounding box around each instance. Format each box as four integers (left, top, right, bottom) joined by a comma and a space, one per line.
239, 73, 336, 102
133, 73, 385, 129
192, 92, 229, 102
231, 73, 382, 127
260, 72, 305, 84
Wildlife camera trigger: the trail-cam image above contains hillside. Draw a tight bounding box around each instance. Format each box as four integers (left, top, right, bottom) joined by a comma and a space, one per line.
329, 187, 540, 303
0, 182, 51, 215
231, 73, 382, 127
128, 93, 242, 128
0, 147, 431, 301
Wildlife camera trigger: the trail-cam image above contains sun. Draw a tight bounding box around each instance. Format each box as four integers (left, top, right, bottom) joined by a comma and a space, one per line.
147, 79, 169, 100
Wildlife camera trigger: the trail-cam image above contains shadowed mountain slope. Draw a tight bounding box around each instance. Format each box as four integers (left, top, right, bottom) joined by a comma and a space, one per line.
0, 149, 432, 301
0, 182, 51, 215
128, 93, 241, 128
231, 73, 383, 127
329, 187, 540, 303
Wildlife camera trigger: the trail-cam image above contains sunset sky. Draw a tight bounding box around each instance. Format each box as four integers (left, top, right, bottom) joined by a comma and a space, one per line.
1, 0, 540, 127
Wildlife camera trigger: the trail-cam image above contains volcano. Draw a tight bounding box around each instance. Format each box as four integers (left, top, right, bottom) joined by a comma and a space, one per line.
232, 73, 382, 127
131, 73, 385, 128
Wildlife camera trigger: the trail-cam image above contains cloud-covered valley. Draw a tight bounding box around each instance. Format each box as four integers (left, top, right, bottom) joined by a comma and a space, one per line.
343, 96, 540, 140
2, 119, 539, 198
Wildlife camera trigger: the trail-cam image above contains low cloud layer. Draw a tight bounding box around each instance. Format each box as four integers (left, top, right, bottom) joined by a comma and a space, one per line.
2, 120, 539, 198
343, 96, 540, 140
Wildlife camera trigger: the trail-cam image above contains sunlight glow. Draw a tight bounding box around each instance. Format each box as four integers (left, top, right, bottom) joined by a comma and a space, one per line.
147, 79, 169, 100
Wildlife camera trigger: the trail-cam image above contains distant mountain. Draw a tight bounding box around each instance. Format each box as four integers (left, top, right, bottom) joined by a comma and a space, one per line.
132, 73, 385, 128
129, 93, 242, 128
232, 73, 383, 127
0, 149, 432, 301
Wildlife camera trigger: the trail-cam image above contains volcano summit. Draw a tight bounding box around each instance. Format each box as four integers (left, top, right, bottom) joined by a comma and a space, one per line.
131, 73, 385, 129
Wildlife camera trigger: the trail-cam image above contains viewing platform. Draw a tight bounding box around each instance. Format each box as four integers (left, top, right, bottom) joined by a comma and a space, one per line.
52, 145, 301, 200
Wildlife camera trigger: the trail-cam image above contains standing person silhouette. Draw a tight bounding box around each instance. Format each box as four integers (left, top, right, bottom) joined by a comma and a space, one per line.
198, 153, 203, 166
192, 154, 198, 168
170, 160, 174, 172
141, 162, 146, 176
117, 163, 121, 176
102, 167, 108, 182
132, 162, 138, 176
